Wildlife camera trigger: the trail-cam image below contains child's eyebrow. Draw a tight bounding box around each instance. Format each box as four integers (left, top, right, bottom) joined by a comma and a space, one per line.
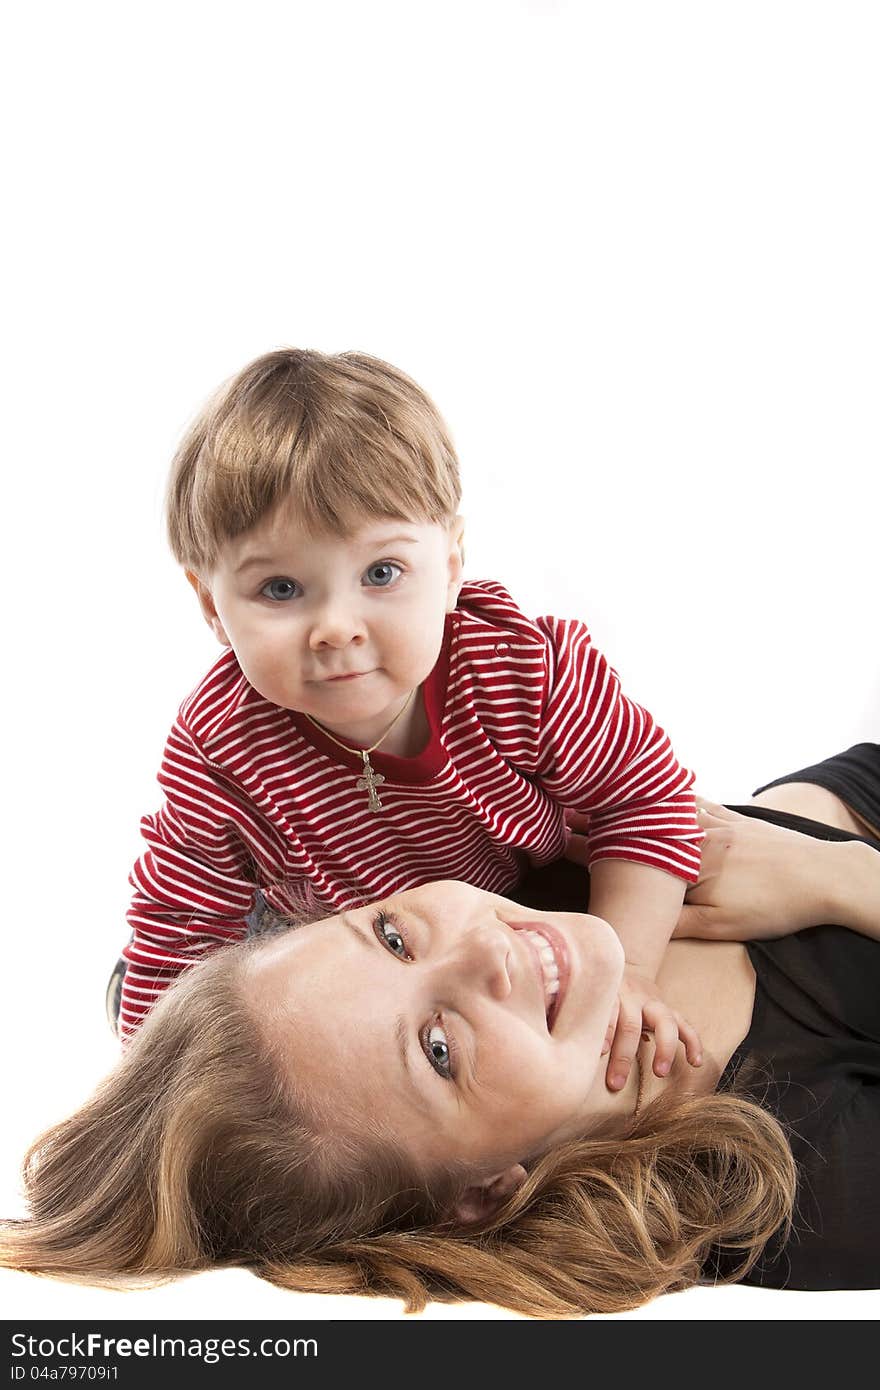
233, 533, 423, 577
234, 554, 279, 575
361, 533, 422, 548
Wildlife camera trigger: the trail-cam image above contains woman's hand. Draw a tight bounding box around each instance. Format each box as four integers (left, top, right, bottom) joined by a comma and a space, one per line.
674, 797, 839, 941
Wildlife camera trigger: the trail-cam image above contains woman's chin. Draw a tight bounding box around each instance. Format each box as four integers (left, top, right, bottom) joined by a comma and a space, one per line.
549, 910, 627, 973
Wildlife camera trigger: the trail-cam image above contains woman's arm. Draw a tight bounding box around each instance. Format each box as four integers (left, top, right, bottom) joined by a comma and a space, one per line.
827, 837, 880, 941
673, 799, 880, 942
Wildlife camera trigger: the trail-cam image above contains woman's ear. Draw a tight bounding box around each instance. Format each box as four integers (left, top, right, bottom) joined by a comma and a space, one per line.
445, 514, 466, 612
185, 570, 231, 647
451, 1163, 527, 1226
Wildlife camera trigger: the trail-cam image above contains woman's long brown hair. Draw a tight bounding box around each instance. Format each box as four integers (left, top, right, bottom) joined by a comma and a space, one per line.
1, 937, 795, 1318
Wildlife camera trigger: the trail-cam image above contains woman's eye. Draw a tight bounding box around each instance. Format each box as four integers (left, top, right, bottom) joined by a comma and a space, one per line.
364, 562, 401, 588
424, 1022, 453, 1079
373, 911, 410, 959
370, 913, 456, 1082
260, 577, 300, 602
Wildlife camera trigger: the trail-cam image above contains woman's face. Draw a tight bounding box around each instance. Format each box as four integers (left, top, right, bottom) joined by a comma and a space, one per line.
247, 881, 625, 1182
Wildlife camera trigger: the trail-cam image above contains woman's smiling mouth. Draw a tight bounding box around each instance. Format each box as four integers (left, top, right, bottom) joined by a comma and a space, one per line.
512, 921, 570, 1031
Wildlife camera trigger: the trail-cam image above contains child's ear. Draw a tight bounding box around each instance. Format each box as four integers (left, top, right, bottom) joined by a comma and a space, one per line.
449, 1163, 527, 1226
445, 514, 466, 612
185, 570, 231, 648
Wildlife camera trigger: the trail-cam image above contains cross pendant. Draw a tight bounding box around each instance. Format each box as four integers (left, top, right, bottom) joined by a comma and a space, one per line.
356, 751, 386, 812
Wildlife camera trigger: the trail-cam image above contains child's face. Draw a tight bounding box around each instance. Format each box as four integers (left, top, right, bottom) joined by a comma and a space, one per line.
189, 508, 464, 743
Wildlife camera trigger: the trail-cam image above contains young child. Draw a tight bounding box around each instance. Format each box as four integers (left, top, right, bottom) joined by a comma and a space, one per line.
120, 348, 704, 1093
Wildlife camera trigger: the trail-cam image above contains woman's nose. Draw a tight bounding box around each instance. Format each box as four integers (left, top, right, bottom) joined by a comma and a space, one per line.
446, 923, 513, 1001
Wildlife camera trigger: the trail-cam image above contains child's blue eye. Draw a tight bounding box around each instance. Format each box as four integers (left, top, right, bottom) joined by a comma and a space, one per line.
364, 562, 401, 588
261, 578, 299, 601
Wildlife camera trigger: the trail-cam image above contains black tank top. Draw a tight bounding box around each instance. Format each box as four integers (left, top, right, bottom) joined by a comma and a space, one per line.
512, 745, 880, 1290
710, 807, 880, 1289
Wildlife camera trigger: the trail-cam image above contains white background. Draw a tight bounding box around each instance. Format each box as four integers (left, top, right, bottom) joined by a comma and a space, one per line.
1, 0, 877, 1324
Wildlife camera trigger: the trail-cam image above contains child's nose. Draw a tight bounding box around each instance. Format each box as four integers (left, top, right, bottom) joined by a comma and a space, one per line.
308, 601, 365, 650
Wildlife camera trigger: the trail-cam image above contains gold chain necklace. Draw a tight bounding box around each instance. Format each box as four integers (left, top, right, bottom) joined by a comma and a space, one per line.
304, 689, 416, 813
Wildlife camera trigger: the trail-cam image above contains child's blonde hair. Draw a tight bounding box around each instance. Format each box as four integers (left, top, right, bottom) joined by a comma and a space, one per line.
166, 348, 461, 575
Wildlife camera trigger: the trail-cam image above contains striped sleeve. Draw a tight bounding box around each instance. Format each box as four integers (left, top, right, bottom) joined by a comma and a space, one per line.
120, 718, 270, 1042
533, 615, 702, 883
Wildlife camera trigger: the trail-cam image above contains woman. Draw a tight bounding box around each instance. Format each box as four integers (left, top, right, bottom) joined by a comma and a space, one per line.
2, 746, 878, 1318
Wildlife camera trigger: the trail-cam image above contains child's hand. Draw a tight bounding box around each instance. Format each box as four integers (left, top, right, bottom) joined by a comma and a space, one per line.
603, 965, 703, 1092
562, 807, 591, 867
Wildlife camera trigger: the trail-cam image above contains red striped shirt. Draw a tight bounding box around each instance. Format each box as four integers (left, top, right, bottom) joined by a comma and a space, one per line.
122, 580, 701, 1040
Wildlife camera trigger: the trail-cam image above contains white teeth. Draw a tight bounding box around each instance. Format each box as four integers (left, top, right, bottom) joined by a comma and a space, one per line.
523, 929, 561, 1012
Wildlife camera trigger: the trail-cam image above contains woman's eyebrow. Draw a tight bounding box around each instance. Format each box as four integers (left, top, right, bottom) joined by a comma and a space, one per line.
395, 1014, 436, 1109
342, 910, 447, 1107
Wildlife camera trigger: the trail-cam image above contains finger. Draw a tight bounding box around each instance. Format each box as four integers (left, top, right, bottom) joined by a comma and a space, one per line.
691, 826, 726, 885
695, 795, 744, 823
676, 1014, 704, 1067
644, 1011, 679, 1076
674, 904, 715, 939
563, 833, 591, 868
606, 1003, 643, 1092
676, 904, 736, 941
601, 1001, 619, 1057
